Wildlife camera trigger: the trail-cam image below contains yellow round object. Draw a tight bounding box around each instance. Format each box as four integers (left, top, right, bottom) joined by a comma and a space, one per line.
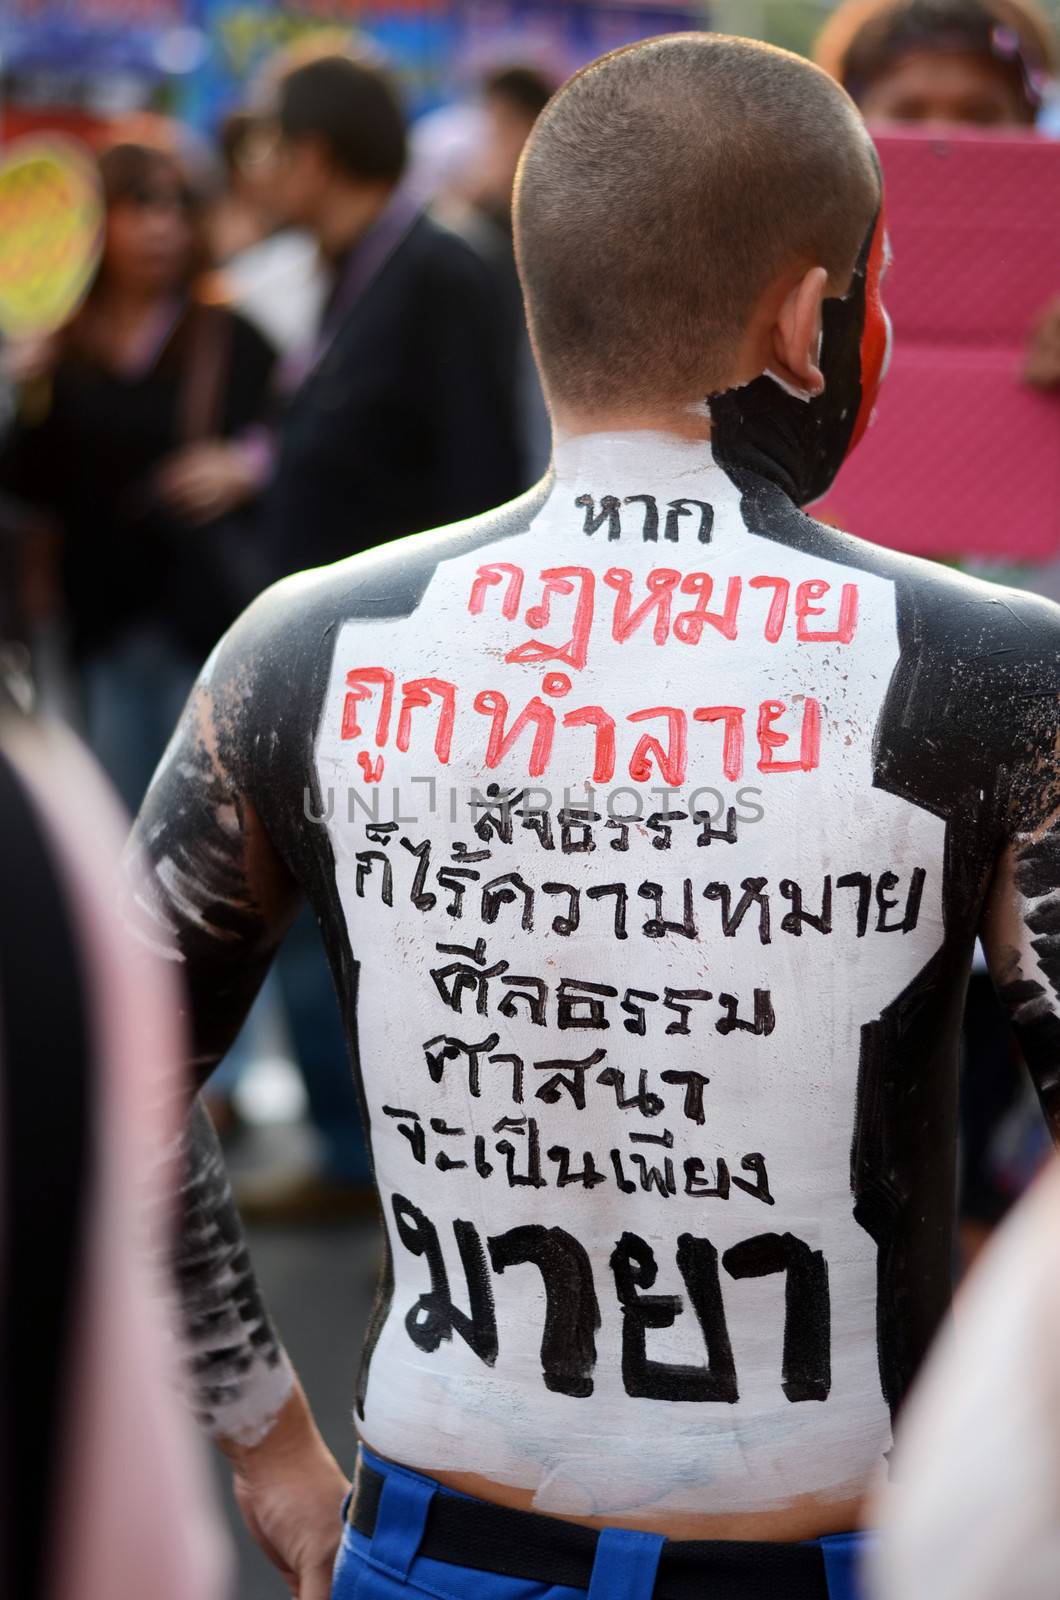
0, 136, 104, 338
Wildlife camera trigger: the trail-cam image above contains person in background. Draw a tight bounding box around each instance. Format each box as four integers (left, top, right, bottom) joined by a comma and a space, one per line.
208, 109, 325, 359
815, 0, 1060, 1269
226, 51, 524, 1221
209, 110, 269, 264
871, 1161, 1060, 1600
815, 0, 1060, 390
469, 66, 557, 234
814, 0, 1057, 127
409, 65, 557, 484
0, 136, 276, 812
256, 47, 523, 580
465, 65, 557, 482
0, 666, 230, 1600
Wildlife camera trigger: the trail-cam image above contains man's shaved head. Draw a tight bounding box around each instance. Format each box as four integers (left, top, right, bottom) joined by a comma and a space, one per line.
515, 33, 881, 414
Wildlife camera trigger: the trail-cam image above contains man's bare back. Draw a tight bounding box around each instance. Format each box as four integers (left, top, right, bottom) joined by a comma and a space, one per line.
129, 434, 1059, 1542
123, 33, 1060, 1592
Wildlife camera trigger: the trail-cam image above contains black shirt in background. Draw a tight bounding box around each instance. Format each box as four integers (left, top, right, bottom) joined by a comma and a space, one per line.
0, 305, 276, 662
262, 211, 524, 579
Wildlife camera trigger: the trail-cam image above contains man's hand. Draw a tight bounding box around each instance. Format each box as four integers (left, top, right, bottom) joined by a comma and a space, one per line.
222, 1382, 349, 1600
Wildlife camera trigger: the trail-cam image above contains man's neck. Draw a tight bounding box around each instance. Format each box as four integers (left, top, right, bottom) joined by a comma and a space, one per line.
550, 423, 719, 481
542, 424, 753, 555
549, 407, 734, 489
552, 401, 713, 446
549, 395, 805, 508
313, 181, 394, 262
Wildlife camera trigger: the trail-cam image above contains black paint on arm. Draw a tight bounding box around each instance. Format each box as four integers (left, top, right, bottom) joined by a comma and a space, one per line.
176, 1099, 293, 1438
982, 672, 1060, 1134
124, 617, 303, 1444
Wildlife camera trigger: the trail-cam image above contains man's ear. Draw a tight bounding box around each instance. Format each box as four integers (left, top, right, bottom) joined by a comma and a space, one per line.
768, 266, 829, 399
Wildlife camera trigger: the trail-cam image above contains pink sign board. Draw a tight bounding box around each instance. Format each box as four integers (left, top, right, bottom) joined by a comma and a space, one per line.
816, 129, 1060, 561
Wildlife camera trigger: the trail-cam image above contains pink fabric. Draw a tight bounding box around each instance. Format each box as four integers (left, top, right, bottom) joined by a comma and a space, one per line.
816, 129, 1060, 561
7, 722, 230, 1600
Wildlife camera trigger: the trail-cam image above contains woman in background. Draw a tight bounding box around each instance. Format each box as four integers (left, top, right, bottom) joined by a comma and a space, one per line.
0, 136, 276, 811
815, 0, 1057, 127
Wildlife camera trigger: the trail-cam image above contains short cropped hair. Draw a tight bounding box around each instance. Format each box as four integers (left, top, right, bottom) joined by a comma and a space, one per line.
275, 52, 406, 185
815, 0, 1057, 106
515, 33, 881, 413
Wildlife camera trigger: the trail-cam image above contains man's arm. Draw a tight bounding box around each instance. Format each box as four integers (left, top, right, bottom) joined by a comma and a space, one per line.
125, 636, 349, 1598
980, 685, 1060, 1135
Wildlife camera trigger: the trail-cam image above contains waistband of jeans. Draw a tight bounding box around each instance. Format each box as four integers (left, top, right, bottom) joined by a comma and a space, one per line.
348, 1450, 835, 1600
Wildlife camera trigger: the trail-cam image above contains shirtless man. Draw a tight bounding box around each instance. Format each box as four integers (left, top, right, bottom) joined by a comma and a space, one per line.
126, 33, 1060, 1600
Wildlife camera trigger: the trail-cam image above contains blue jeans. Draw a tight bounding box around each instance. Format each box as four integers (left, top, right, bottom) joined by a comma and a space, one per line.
83, 624, 197, 815
332, 1449, 873, 1600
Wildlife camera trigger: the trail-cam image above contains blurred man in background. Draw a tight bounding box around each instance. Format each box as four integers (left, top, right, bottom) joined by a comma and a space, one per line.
469, 66, 556, 234
225, 48, 525, 1221
209, 108, 325, 359
257, 48, 523, 581
410, 62, 557, 483
467, 65, 556, 481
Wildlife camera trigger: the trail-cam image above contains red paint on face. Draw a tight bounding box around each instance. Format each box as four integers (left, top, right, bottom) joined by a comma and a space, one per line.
850, 207, 891, 452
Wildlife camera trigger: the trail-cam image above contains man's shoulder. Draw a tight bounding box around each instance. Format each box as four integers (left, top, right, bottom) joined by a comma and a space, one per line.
202, 483, 548, 820
798, 509, 1060, 663
752, 501, 1059, 813
225, 480, 549, 669
741, 478, 1058, 772
736, 467, 1060, 673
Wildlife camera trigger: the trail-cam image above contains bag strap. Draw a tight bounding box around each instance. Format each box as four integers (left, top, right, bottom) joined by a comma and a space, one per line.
177, 301, 234, 445
0, 743, 94, 1600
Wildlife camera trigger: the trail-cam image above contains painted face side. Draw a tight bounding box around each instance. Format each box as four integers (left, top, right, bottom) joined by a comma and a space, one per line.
710, 204, 885, 507
851, 207, 892, 453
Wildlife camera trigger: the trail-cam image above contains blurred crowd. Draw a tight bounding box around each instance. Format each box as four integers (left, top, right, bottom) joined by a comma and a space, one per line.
1, 8, 1060, 1593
